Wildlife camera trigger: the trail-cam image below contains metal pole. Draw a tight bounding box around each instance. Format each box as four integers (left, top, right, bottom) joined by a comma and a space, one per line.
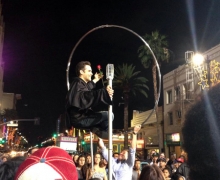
90, 132, 94, 171
106, 64, 114, 180
108, 78, 113, 180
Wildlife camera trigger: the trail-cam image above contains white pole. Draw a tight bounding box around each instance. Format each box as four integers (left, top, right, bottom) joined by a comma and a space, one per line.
90, 132, 94, 170
106, 64, 114, 180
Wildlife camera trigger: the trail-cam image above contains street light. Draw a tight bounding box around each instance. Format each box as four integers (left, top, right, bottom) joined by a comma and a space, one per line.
191, 53, 211, 90
192, 53, 205, 66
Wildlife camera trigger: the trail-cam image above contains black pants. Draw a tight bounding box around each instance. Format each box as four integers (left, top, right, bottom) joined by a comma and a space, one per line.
72, 111, 114, 131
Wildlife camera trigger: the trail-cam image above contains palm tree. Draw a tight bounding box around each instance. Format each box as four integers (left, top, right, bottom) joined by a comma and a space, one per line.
138, 30, 170, 152
113, 63, 149, 149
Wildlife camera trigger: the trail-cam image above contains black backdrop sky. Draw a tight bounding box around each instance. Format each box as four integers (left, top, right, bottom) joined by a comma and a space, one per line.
1, 0, 220, 145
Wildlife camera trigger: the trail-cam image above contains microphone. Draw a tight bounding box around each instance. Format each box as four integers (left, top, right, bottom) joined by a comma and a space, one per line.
106, 64, 114, 80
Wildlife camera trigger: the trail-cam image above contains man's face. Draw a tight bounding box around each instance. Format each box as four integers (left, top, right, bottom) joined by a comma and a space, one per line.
80, 65, 93, 82
119, 150, 128, 160
174, 162, 182, 168
159, 161, 166, 168
134, 160, 141, 170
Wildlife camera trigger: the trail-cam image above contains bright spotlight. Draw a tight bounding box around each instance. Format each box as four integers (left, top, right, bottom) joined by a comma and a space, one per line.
193, 53, 205, 66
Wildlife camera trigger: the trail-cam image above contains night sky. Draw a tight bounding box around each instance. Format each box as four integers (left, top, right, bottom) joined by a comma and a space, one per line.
1, 0, 220, 145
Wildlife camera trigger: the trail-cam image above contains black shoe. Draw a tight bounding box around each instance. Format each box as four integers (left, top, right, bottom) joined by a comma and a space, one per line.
92, 127, 109, 139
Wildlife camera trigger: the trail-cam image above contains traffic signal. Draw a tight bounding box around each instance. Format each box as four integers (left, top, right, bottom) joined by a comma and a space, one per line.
0, 139, 6, 144
81, 140, 86, 145
53, 133, 57, 138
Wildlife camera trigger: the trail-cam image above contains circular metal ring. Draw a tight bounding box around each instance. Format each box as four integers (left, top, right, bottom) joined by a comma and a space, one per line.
66, 24, 161, 125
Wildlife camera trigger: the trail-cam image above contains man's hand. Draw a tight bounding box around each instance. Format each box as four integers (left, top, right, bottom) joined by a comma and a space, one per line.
134, 124, 141, 134
98, 138, 105, 149
106, 85, 114, 98
93, 72, 104, 83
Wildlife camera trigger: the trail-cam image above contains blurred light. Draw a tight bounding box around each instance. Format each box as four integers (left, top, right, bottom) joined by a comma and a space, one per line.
193, 53, 205, 66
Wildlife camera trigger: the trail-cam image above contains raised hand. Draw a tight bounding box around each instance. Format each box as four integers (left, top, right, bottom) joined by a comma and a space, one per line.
93, 72, 104, 83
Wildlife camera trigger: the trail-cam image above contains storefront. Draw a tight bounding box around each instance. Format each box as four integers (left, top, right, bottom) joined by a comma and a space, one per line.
165, 133, 181, 158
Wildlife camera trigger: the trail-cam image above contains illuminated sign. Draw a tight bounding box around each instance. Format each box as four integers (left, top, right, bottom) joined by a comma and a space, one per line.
56, 137, 77, 152
171, 133, 180, 142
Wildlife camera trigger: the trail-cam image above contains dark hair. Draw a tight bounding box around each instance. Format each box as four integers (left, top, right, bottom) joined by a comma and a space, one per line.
139, 165, 165, 180
113, 152, 119, 157
133, 159, 141, 170
27, 147, 39, 155
0, 156, 25, 180
75, 61, 91, 76
93, 153, 103, 167
182, 83, 220, 180
77, 155, 86, 165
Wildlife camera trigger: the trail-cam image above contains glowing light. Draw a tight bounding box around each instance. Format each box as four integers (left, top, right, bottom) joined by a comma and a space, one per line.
193, 53, 205, 66
172, 133, 180, 141
198, 78, 209, 89
210, 60, 220, 85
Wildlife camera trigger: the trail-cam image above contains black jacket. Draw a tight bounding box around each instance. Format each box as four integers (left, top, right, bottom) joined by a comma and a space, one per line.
176, 163, 190, 180
66, 77, 112, 127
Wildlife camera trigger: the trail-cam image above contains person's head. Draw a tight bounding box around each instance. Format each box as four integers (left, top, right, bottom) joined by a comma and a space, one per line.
160, 153, 165, 159
86, 154, 91, 164
94, 153, 102, 166
0, 156, 25, 180
180, 150, 188, 161
118, 149, 128, 160
150, 150, 156, 158
139, 165, 165, 180
27, 147, 39, 157
15, 146, 77, 180
170, 153, 176, 160
73, 154, 79, 164
113, 152, 119, 159
158, 158, 167, 168
162, 167, 171, 178
77, 155, 86, 167
178, 176, 186, 180
173, 158, 184, 169
76, 61, 92, 82
152, 152, 159, 162
182, 83, 220, 179
1, 156, 8, 163
134, 160, 141, 171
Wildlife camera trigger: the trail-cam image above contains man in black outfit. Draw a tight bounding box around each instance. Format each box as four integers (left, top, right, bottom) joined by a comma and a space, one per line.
65, 61, 114, 139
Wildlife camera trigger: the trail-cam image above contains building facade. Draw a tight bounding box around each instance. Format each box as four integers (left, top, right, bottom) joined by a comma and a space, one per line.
163, 44, 220, 158
130, 106, 163, 159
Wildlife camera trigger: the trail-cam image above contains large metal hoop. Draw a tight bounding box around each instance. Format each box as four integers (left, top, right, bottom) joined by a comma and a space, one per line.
66, 24, 161, 125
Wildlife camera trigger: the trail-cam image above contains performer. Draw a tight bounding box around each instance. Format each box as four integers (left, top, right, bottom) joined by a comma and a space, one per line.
65, 61, 114, 139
